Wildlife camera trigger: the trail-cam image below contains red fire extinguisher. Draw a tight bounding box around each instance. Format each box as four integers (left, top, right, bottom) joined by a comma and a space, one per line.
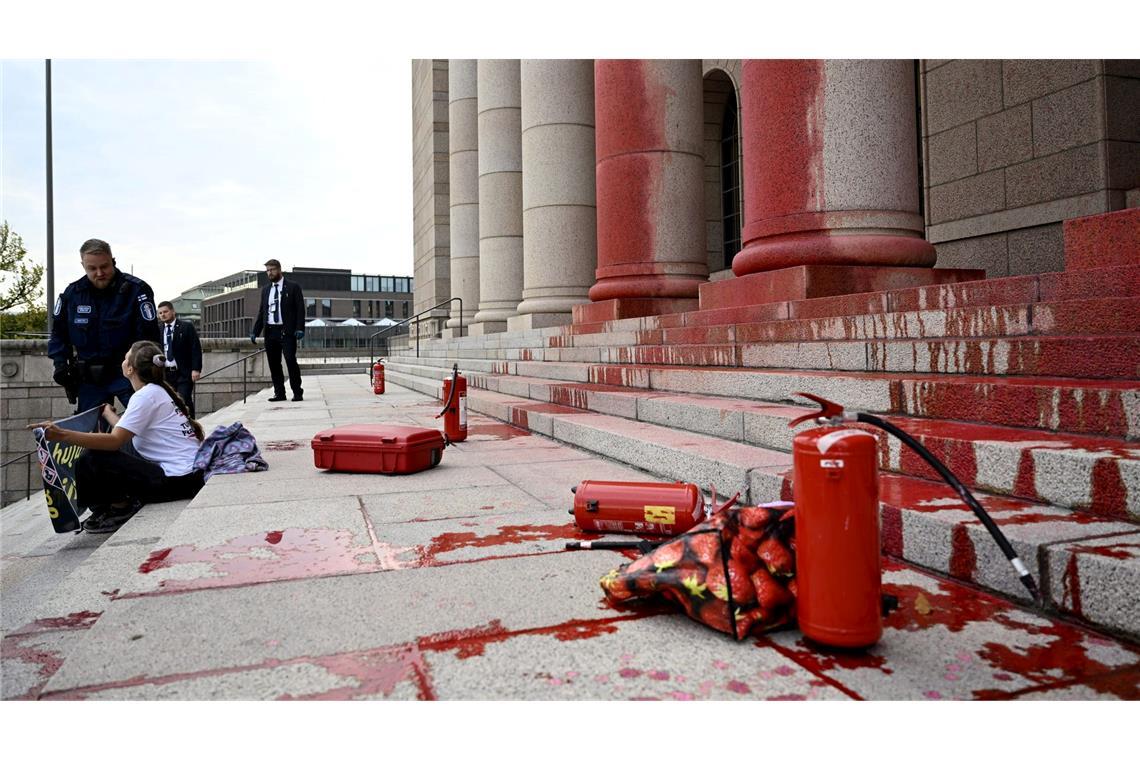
788, 392, 1042, 650
436, 363, 467, 442
569, 480, 710, 536
372, 359, 385, 395
792, 426, 882, 649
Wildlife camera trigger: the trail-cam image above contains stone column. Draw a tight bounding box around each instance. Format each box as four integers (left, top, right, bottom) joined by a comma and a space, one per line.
588, 59, 707, 310
510, 59, 596, 330
471, 60, 523, 335
733, 59, 935, 276
446, 59, 479, 335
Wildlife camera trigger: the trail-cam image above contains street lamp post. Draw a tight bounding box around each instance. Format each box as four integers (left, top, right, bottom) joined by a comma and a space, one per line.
45, 59, 55, 333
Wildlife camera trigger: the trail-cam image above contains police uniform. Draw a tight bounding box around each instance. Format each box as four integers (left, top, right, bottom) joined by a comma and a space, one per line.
48, 269, 162, 412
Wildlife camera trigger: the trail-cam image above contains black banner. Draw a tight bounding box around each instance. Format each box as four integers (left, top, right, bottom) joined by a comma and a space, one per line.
33, 407, 103, 533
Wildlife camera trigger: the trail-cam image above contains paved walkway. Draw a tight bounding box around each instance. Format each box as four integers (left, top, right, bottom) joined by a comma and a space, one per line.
2, 373, 1138, 699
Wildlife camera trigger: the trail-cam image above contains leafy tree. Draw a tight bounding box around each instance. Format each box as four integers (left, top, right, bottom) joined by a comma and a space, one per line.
1, 221, 45, 312
0, 304, 49, 338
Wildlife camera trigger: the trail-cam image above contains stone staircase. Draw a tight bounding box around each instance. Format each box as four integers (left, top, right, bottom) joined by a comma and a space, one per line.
384, 213, 1140, 643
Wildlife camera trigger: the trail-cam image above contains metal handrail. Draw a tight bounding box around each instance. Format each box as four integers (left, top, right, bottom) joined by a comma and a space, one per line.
197, 347, 266, 404
0, 450, 37, 505
368, 297, 461, 368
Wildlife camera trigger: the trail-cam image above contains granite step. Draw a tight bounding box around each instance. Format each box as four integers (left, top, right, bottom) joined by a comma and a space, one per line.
387, 356, 1140, 440
383, 368, 1140, 642
385, 361, 1140, 520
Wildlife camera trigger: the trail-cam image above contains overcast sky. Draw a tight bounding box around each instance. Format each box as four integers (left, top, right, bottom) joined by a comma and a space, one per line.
2, 57, 412, 304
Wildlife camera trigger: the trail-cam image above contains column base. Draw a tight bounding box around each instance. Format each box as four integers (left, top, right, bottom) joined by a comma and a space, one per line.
506, 312, 572, 331
467, 321, 508, 336
699, 265, 985, 310
440, 327, 467, 339
572, 298, 699, 325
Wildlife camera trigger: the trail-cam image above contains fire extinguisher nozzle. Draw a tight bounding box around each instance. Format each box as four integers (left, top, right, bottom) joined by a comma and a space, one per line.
567, 508, 574, 515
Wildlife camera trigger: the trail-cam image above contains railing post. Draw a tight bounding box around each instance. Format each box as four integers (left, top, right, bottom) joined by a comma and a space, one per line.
243, 353, 247, 404
26, 453, 32, 500
416, 316, 421, 358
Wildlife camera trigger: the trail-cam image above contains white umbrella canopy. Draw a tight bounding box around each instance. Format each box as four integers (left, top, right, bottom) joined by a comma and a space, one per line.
338, 318, 365, 326
305, 318, 328, 327
373, 318, 399, 326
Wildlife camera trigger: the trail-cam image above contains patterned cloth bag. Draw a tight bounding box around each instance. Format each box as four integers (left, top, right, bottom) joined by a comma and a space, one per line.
601, 503, 798, 640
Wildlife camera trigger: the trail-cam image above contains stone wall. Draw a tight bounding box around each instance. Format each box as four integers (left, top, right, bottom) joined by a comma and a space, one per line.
412, 59, 452, 337
923, 59, 1140, 277
0, 339, 273, 506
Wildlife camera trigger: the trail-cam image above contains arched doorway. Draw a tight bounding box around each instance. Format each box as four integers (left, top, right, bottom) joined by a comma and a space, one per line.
702, 68, 743, 276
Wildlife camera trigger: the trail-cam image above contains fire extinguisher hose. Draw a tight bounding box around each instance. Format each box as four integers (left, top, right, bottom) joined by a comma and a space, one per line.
855, 411, 1042, 605
435, 363, 459, 420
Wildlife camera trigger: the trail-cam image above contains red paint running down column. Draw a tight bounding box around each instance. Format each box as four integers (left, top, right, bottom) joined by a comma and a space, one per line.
733, 60, 936, 276
591, 60, 707, 302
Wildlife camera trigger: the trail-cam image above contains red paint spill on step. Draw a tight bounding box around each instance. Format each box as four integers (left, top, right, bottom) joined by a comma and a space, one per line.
412, 523, 586, 567
132, 527, 380, 593
949, 524, 977, 581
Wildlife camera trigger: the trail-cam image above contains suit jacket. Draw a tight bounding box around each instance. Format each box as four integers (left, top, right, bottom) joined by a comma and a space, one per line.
162, 318, 203, 381
251, 279, 306, 337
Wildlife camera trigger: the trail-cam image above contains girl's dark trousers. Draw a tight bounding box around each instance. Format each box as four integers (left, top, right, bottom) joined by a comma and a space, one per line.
75, 449, 204, 514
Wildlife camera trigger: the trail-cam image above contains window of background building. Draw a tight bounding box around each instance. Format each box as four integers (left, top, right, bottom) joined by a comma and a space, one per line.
351, 275, 364, 291
306, 298, 316, 318
385, 300, 394, 318
721, 92, 742, 270
352, 299, 361, 317
366, 276, 379, 292
402, 301, 409, 318
396, 278, 409, 293
381, 277, 394, 292
321, 299, 332, 317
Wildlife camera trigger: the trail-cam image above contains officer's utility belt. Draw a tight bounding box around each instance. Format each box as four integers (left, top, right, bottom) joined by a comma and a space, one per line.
76, 360, 122, 385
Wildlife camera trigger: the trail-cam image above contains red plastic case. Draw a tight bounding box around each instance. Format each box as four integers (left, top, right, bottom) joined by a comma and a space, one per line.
311, 425, 445, 474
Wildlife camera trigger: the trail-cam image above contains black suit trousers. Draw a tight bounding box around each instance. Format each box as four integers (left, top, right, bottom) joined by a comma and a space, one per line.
265, 326, 303, 398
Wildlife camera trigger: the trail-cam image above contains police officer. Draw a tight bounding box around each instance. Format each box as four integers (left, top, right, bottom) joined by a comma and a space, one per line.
49, 239, 162, 412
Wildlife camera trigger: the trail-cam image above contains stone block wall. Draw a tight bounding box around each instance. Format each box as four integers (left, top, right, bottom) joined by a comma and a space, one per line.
923, 59, 1140, 277
412, 59, 452, 337
0, 339, 273, 506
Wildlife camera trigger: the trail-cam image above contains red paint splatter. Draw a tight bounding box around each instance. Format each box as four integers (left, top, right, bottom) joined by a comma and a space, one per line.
467, 423, 531, 440
949, 524, 977, 581
0, 635, 70, 700
10, 610, 102, 636
619, 668, 642, 678
726, 679, 752, 694
411, 523, 586, 567
130, 528, 381, 594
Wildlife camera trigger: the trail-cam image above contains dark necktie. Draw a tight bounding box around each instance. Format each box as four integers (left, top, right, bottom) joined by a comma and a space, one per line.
273, 284, 281, 323
165, 324, 174, 360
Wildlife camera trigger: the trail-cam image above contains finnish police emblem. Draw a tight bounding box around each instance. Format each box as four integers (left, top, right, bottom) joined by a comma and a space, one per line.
141, 302, 157, 321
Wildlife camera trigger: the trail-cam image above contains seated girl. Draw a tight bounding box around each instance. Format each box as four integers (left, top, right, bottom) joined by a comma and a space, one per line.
32, 340, 206, 533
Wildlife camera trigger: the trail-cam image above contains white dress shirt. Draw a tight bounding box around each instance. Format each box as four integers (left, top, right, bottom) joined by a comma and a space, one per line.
267, 278, 285, 326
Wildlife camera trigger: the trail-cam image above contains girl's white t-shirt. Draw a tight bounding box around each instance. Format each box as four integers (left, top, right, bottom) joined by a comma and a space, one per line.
115, 383, 200, 476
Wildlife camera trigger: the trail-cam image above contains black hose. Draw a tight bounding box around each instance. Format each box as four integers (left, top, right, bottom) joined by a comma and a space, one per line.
855, 412, 1042, 604
435, 363, 459, 420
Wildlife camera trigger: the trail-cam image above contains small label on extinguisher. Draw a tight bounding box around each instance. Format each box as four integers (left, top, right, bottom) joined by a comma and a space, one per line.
459, 396, 467, 428
820, 459, 844, 469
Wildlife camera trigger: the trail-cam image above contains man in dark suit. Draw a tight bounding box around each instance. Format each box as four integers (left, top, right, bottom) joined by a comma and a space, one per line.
250, 259, 305, 402
157, 301, 204, 417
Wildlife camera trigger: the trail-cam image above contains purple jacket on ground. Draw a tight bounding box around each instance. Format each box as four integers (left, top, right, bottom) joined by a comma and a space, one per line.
193, 422, 269, 481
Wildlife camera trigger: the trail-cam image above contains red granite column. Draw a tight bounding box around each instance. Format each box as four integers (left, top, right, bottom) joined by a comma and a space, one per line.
585, 60, 706, 318
733, 59, 936, 276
